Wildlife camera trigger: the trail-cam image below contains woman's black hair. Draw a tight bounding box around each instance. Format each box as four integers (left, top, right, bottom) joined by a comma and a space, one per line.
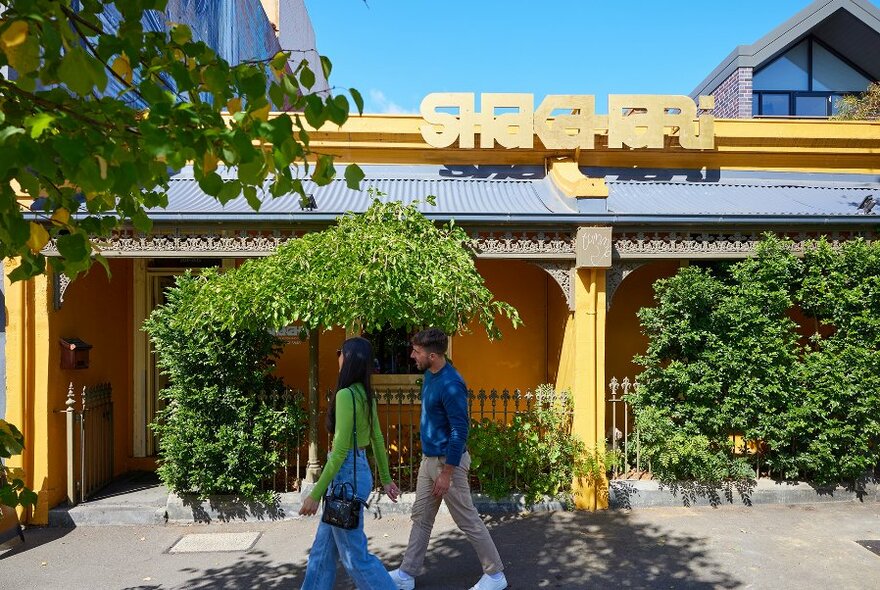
326, 336, 375, 436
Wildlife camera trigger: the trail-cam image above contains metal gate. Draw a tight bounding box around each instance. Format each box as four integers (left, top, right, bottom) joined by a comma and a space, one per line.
62, 382, 114, 505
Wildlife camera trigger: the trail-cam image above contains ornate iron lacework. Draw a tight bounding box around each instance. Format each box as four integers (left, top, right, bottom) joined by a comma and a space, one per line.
42, 229, 875, 262
468, 231, 575, 258
532, 262, 575, 311
42, 231, 296, 257
43, 231, 579, 258
612, 231, 875, 259
606, 262, 646, 311
53, 272, 71, 310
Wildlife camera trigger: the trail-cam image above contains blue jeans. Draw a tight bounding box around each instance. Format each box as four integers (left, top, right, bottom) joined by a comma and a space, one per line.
301, 449, 396, 590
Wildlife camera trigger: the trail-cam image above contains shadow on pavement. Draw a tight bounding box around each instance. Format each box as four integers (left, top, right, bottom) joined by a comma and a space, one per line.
0, 527, 74, 560
169, 549, 304, 590
377, 511, 742, 589
166, 509, 742, 589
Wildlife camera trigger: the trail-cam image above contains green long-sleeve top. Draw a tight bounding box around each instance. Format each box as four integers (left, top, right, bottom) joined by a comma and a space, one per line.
309, 383, 392, 501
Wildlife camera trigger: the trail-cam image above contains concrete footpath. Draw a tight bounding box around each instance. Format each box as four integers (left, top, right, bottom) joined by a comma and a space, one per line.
2, 502, 880, 589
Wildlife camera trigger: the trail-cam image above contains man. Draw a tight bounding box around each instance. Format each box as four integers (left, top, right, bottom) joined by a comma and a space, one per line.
388, 328, 508, 590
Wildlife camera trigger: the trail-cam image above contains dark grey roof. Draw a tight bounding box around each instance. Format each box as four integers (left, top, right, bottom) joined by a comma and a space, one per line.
148, 165, 577, 221
592, 168, 880, 217
691, 0, 880, 98
606, 180, 877, 216
143, 165, 880, 227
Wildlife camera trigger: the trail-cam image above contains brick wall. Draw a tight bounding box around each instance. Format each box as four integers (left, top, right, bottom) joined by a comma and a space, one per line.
708, 67, 754, 118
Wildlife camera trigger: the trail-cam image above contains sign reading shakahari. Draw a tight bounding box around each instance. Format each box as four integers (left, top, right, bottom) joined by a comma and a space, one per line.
420, 93, 715, 151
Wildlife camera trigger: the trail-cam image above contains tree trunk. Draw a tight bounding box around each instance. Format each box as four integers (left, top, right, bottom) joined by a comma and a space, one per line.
305, 328, 322, 482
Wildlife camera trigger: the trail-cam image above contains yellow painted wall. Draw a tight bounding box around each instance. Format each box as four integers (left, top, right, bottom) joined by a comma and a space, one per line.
274, 326, 346, 398
454, 259, 553, 394
4, 270, 52, 523
51, 260, 134, 479
605, 262, 680, 386
548, 276, 574, 394
604, 262, 680, 437
3, 260, 133, 522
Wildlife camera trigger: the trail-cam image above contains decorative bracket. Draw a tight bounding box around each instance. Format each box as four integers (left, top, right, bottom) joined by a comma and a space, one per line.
606, 262, 647, 311
533, 261, 575, 311
53, 272, 71, 310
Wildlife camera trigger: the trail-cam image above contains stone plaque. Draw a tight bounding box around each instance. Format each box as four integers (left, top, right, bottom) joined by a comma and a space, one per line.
576, 227, 612, 268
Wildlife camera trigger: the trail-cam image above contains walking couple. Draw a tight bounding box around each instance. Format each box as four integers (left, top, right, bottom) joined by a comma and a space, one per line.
298, 328, 508, 590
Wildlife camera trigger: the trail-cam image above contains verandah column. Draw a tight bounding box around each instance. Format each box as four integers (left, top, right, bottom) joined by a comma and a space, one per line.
571, 228, 611, 510
3, 266, 53, 524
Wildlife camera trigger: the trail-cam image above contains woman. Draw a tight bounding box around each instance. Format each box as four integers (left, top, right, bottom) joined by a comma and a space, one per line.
299, 336, 401, 590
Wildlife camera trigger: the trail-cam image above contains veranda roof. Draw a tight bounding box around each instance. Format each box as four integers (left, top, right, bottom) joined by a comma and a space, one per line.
138, 165, 879, 227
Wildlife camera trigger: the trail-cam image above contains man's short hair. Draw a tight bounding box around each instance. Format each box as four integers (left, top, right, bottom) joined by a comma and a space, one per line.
411, 328, 448, 355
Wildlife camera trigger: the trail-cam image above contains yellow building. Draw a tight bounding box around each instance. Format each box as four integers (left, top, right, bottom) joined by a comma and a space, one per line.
5, 0, 880, 524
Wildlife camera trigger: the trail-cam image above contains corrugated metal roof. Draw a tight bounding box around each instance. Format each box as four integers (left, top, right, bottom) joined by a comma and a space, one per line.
143, 165, 880, 223
150, 165, 576, 219
606, 180, 878, 216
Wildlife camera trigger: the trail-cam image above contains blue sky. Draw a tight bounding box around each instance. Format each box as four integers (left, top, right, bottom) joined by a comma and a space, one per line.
306, 0, 831, 114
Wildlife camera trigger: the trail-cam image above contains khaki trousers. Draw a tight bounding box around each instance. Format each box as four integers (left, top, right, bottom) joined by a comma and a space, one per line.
400, 452, 504, 576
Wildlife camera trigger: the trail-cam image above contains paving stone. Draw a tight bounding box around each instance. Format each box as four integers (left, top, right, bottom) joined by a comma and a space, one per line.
167, 531, 261, 553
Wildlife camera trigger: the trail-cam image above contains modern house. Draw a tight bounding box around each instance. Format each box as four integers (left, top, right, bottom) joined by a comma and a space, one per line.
691, 0, 880, 118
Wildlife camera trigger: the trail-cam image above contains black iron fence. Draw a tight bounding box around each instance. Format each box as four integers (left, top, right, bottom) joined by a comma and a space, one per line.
267, 387, 538, 493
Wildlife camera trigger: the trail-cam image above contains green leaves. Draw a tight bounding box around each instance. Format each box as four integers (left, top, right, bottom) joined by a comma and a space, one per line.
633, 236, 880, 485
344, 163, 365, 190
468, 385, 600, 504
25, 113, 55, 138
58, 47, 108, 96
143, 275, 307, 499
0, 0, 363, 281
299, 65, 315, 91
311, 155, 335, 186
176, 195, 520, 342
169, 23, 192, 45
349, 88, 365, 115
0, 419, 38, 509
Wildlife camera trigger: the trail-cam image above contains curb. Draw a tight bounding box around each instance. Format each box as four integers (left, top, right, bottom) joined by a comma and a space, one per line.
609, 478, 880, 509
49, 504, 167, 527
49, 478, 880, 526
164, 490, 567, 524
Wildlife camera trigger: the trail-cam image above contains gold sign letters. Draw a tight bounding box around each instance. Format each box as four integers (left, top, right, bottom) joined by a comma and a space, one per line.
420, 93, 715, 151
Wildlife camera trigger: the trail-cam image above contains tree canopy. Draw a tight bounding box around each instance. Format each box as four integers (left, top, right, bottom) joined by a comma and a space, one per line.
0, 0, 364, 281
183, 195, 522, 338
630, 236, 880, 484
834, 81, 880, 121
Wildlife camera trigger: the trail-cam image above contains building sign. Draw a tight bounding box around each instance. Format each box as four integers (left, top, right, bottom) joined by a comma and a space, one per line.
271, 324, 306, 343
420, 93, 715, 151
576, 227, 612, 268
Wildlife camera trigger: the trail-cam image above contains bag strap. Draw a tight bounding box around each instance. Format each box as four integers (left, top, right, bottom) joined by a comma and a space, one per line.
349, 384, 358, 494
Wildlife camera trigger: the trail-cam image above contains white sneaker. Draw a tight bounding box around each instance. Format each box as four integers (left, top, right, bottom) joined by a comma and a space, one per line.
469, 572, 508, 590
388, 568, 416, 590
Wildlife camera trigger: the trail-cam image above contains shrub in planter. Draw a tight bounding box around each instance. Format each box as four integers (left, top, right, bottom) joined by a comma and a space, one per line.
144, 271, 307, 501
468, 385, 605, 505
632, 236, 880, 485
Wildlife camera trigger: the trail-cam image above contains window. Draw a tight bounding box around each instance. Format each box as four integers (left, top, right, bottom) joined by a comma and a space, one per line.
761, 93, 790, 116
811, 43, 871, 92
753, 39, 809, 91
366, 326, 419, 375
795, 95, 828, 117
752, 37, 872, 117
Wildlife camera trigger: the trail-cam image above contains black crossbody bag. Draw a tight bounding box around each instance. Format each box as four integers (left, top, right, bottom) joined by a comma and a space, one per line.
321, 386, 369, 529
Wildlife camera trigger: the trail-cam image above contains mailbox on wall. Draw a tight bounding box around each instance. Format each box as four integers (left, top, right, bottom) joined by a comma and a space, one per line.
60, 338, 92, 370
